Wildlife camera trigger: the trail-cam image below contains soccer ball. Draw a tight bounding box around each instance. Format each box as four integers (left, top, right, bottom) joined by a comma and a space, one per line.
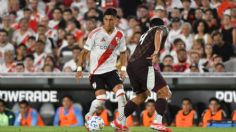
87, 116, 105, 131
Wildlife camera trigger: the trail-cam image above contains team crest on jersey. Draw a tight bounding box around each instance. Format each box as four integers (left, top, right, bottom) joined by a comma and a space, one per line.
92, 82, 97, 89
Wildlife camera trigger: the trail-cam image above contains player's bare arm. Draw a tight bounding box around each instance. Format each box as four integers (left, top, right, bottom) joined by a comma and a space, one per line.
151, 30, 163, 64
76, 49, 89, 79
119, 51, 127, 80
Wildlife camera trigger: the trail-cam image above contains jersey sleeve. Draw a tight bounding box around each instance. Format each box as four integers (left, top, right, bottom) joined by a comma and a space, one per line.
118, 32, 127, 52
84, 32, 95, 51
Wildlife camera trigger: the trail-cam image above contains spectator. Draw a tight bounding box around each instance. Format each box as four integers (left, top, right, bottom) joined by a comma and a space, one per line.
24, 54, 36, 72
0, 99, 15, 126
212, 31, 234, 62
70, 0, 88, 16
178, 22, 194, 51
126, 16, 139, 39
15, 45, 27, 62
191, 39, 205, 58
0, 16, 14, 41
173, 49, 189, 72
170, 8, 181, 20
44, 55, 60, 72
53, 95, 84, 126
25, 36, 37, 54
15, 62, 25, 72
63, 46, 81, 72
193, 20, 212, 45
0, 29, 14, 64
162, 65, 173, 72
65, 20, 83, 45
203, 44, 214, 70
180, 0, 195, 24
0, 50, 16, 73
42, 64, 54, 72
141, 99, 156, 127
127, 32, 141, 56
170, 38, 186, 64
160, 55, 174, 71
14, 100, 44, 126
48, 8, 63, 29
33, 40, 47, 70
200, 0, 218, 19
165, 17, 182, 51
188, 63, 200, 73
204, 9, 220, 33
200, 98, 226, 127
194, 8, 204, 22
84, 0, 103, 21
60, 34, 76, 58
221, 15, 236, 46
214, 63, 225, 72
174, 98, 198, 127
137, 5, 150, 33
93, 106, 111, 126
12, 18, 35, 46
187, 51, 205, 72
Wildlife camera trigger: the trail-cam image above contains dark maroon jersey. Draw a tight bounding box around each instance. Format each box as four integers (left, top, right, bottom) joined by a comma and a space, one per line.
129, 26, 169, 63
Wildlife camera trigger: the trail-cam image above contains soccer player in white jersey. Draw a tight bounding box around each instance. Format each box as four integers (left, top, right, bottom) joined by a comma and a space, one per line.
76, 8, 128, 130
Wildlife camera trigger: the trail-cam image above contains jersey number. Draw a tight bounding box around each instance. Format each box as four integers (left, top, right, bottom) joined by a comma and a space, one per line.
139, 32, 148, 45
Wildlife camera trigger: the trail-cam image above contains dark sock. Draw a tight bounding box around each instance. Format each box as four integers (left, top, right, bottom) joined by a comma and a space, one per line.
155, 98, 167, 116
124, 100, 137, 117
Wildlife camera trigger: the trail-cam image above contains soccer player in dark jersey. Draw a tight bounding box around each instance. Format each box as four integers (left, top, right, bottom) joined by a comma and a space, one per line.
125, 18, 172, 131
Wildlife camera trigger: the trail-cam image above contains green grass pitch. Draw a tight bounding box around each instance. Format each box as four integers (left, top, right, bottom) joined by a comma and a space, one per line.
1, 127, 236, 132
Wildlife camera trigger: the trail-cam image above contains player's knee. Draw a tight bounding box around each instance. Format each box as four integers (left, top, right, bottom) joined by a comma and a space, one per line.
94, 94, 107, 106
157, 86, 172, 99
115, 88, 125, 97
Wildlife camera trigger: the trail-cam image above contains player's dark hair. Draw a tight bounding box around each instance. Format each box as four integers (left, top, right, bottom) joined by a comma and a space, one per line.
19, 100, 29, 106
0, 29, 8, 36
103, 8, 117, 18
62, 95, 74, 101
182, 98, 192, 104
150, 18, 164, 27
0, 99, 6, 106
209, 97, 220, 104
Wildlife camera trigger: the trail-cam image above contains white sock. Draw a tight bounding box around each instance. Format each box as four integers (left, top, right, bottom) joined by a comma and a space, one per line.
154, 112, 163, 124
87, 95, 106, 117
116, 89, 127, 126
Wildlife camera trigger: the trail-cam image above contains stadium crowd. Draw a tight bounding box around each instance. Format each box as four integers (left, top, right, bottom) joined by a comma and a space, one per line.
1, 96, 236, 127
0, 0, 235, 73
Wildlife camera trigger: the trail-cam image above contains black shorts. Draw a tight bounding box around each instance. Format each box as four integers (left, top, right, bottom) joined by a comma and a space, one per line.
90, 70, 123, 91
127, 60, 167, 94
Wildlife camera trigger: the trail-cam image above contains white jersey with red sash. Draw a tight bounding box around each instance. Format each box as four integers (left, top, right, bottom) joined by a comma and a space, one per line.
84, 27, 126, 75
12, 29, 35, 45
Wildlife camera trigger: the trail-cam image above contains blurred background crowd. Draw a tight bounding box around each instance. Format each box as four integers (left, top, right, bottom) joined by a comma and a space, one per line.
0, 0, 235, 73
